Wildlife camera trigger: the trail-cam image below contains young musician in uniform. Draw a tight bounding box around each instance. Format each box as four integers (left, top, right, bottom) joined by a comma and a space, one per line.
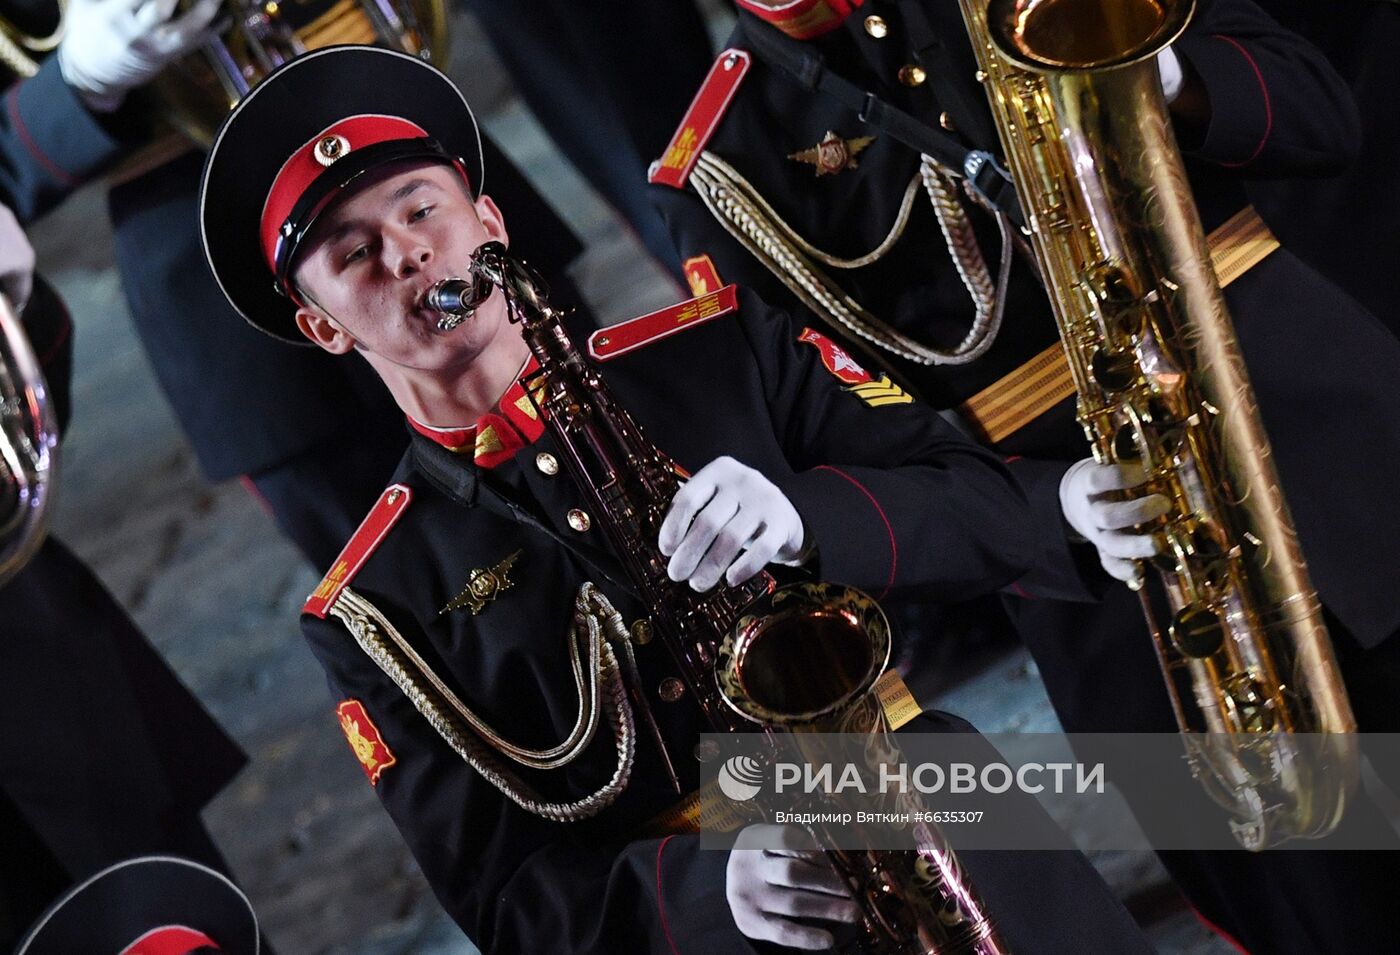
198, 45, 1155, 953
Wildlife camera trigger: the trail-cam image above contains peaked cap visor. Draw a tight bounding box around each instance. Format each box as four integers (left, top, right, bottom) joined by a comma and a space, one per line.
14, 855, 260, 955
200, 45, 484, 342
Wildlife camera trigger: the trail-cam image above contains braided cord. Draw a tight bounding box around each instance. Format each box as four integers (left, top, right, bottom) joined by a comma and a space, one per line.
691, 150, 1010, 366
331, 584, 636, 823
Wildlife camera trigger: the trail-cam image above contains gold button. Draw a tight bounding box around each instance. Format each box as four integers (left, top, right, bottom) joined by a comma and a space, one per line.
386, 488, 403, 505
535, 452, 559, 476
898, 64, 928, 88
939, 110, 955, 132
659, 677, 686, 703
863, 15, 888, 38
694, 740, 721, 762
566, 508, 591, 532
630, 619, 653, 645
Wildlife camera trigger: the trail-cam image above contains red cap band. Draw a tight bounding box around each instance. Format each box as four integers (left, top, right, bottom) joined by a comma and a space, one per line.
259, 114, 433, 271
120, 925, 219, 955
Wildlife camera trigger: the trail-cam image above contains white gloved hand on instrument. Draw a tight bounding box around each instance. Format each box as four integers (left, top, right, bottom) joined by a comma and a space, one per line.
0, 204, 35, 310
658, 455, 808, 593
57, 0, 222, 112
1156, 47, 1185, 104
726, 824, 859, 951
1059, 458, 1172, 584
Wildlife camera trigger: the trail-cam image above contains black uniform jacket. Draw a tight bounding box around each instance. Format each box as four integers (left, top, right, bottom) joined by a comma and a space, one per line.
1247, 0, 1400, 329
647, 0, 1400, 651
296, 288, 1102, 952
0, 275, 246, 945
0, 47, 582, 481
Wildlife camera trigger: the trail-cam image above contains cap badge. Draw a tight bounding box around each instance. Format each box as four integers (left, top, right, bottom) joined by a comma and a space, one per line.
315, 134, 351, 167
788, 131, 875, 176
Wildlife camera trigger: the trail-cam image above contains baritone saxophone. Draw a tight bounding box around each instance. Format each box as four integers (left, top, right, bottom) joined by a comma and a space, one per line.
956, 0, 1358, 849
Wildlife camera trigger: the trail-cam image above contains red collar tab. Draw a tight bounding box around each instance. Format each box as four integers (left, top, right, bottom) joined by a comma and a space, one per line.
736, 0, 864, 39
649, 50, 751, 189
120, 926, 219, 955
406, 357, 547, 467
304, 484, 413, 618
260, 115, 432, 271
588, 285, 738, 362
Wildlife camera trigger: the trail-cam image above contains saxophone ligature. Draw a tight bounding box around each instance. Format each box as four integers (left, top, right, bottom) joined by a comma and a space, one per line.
956, 0, 1357, 848
0, 290, 59, 586
427, 242, 1010, 953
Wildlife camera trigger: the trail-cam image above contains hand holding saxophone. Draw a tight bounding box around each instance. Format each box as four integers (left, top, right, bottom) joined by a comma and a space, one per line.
58, 0, 222, 112
726, 824, 859, 951
658, 455, 807, 593
1060, 458, 1172, 585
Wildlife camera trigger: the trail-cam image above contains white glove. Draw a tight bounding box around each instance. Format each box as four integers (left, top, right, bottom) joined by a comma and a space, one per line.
658, 456, 807, 592
0, 205, 35, 311
727, 824, 859, 950
57, 0, 222, 112
1156, 47, 1185, 104
1059, 458, 1171, 584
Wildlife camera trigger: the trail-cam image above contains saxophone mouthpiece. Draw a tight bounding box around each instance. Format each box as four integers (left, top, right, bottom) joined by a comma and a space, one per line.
425, 278, 480, 332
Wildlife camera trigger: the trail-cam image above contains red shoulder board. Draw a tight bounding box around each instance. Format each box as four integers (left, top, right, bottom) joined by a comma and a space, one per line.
588, 285, 739, 362
304, 484, 412, 618
798, 328, 873, 384
649, 50, 751, 189
336, 699, 397, 786
683, 254, 724, 296
735, 0, 859, 40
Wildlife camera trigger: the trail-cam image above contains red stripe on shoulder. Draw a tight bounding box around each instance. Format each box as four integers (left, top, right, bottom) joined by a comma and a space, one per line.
649, 50, 751, 189
304, 484, 412, 617
588, 285, 738, 362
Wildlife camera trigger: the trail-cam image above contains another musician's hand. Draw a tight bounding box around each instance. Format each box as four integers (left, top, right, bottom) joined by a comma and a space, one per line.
0, 205, 35, 310
726, 824, 859, 950
659, 456, 807, 592
1059, 458, 1171, 585
58, 0, 223, 112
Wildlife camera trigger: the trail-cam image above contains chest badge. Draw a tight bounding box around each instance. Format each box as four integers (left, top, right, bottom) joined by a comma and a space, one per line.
789, 131, 875, 176
439, 550, 523, 616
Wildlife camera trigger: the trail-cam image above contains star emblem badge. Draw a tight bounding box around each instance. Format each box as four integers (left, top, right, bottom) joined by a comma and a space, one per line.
788, 131, 875, 176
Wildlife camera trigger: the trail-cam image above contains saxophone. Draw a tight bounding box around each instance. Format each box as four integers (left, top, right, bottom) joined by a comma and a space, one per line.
427, 242, 1009, 954
956, 0, 1358, 848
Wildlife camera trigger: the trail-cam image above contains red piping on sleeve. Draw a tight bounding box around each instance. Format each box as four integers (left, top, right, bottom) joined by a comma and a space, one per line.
1192, 906, 1252, 955
1211, 35, 1273, 168
35, 309, 72, 370
814, 465, 897, 599
1007, 580, 1031, 600
5, 86, 81, 187
657, 834, 683, 955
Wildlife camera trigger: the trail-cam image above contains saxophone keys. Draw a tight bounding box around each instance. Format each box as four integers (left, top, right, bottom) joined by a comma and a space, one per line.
1168, 605, 1226, 659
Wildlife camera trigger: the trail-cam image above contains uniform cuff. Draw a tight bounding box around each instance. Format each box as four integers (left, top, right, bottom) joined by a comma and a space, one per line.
1003, 457, 1108, 603
1172, 33, 1271, 167
9, 57, 128, 189
778, 465, 898, 599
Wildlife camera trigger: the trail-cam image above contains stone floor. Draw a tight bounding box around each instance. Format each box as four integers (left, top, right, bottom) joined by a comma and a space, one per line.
23, 8, 1230, 954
